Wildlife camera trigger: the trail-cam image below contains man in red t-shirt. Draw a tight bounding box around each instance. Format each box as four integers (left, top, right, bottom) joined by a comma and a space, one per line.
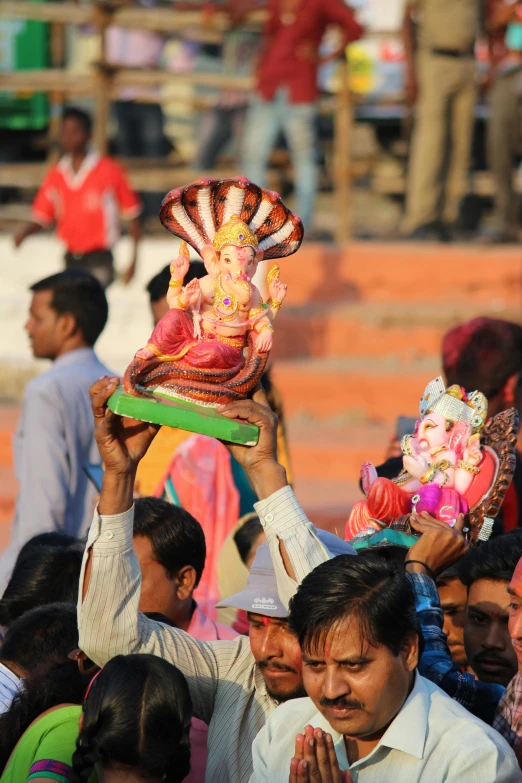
241, 0, 363, 230
14, 107, 142, 288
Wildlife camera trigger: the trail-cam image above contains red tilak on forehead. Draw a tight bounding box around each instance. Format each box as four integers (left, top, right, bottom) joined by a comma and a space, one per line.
262, 616, 270, 627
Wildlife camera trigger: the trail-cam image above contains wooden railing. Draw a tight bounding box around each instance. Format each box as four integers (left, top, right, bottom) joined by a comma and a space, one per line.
0, 0, 353, 242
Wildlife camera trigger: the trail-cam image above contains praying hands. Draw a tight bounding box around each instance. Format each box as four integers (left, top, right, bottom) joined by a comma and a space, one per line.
289, 726, 353, 783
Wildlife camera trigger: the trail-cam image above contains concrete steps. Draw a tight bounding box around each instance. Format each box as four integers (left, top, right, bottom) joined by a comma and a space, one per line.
273, 357, 439, 423
2, 239, 522, 536
280, 242, 522, 306
272, 301, 522, 360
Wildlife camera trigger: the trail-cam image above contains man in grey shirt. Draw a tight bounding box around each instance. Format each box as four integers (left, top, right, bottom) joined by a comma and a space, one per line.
0, 271, 111, 590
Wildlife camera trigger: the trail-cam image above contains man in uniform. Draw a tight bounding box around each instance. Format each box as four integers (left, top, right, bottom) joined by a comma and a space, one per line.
401, 0, 479, 241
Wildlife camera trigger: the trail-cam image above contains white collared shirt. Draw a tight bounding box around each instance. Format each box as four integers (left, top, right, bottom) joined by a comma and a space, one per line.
0, 662, 21, 714
250, 672, 521, 782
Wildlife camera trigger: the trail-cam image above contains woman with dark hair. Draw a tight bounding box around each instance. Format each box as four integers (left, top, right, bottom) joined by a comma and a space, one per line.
72, 654, 192, 783
0, 545, 83, 629
0, 655, 96, 780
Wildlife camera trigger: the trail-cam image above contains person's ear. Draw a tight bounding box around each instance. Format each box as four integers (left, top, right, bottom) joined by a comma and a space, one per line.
176, 565, 197, 601
56, 312, 78, 341
402, 631, 420, 672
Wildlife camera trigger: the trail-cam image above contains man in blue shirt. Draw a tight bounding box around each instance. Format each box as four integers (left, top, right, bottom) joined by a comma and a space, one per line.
404, 513, 522, 725
0, 271, 111, 590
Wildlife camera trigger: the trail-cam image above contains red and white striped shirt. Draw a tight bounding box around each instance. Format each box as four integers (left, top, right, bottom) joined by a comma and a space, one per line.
31, 152, 141, 254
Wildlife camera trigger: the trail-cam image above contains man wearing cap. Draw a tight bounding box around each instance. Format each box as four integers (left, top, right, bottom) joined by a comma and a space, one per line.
78, 379, 354, 783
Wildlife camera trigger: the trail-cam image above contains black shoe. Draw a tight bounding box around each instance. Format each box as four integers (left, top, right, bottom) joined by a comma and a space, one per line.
438, 224, 453, 243
405, 223, 438, 241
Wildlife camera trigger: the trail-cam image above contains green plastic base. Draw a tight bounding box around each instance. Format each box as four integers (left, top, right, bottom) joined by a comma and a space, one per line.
351, 529, 418, 552
107, 386, 259, 446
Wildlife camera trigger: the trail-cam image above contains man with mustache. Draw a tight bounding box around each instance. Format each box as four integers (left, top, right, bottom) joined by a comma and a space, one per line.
251, 554, 518, 782
78, 379, 354, 783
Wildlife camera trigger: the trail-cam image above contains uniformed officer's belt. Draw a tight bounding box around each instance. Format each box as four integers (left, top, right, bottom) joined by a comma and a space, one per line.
432, 47, 474, 58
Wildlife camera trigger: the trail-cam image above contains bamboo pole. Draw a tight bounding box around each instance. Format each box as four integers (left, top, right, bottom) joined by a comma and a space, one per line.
47, 22, 66, 164
0, 2, 267, 34
0, 70, 253, 93
93, 6, 112, 157
333, 56, 352, 245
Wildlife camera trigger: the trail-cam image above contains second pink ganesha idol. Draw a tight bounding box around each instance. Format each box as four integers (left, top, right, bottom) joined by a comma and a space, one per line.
347, 377, 493, 538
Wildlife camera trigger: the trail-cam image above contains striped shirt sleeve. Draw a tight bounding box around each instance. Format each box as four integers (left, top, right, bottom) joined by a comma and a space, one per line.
254, 486, 331, 609
78, 505, 226, 724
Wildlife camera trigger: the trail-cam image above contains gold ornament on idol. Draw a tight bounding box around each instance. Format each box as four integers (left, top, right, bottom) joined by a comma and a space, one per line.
212, 215, 258, 252
266, 264, 283, 309
213, 275, 239, 322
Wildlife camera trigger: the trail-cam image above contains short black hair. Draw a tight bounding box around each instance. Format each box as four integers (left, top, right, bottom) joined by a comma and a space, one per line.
0, 546, 83, 626
30, 270, 108, 346
0, 603, 78, 673
17, 532, 81, 561
62, 106, 92, 134
133, 497, 206, 586
146, 261, 206, 304
436, 563, 462, 584
458, 530, 522, 587
289, 553, 422, 657
234, 514, 263, 565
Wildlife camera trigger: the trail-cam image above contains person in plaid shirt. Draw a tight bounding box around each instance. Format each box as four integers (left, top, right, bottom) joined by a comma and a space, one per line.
494, 555, 522, 765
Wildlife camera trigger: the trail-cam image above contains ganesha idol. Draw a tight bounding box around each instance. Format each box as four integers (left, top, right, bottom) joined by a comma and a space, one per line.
123, 177, 303, 406
347, 377, 519, 545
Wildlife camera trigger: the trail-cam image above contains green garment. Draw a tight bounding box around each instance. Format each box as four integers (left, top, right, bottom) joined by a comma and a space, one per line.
1, 705, 97, 782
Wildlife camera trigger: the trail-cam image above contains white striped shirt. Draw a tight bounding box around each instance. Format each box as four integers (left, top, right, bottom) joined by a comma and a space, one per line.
78, 485, 330, 783
0, 662, 21, 714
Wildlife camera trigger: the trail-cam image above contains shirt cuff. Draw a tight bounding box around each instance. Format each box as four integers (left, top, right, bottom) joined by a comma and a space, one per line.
30, 210, 53, 227
254, 485, 313, 538
86, 504, 135, 552
121, 204, 143, 219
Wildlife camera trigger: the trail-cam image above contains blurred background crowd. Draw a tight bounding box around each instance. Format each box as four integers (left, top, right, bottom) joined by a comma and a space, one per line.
3, 0, 522, 242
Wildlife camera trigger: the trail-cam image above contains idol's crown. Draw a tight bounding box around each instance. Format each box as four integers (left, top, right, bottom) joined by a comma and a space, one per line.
419, 376, 488, 434
212, 215, 258, 253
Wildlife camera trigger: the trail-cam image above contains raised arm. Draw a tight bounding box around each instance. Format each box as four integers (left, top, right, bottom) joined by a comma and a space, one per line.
220, 394, 331, 608
79, 377, 230, 722
405, 513, 504, 725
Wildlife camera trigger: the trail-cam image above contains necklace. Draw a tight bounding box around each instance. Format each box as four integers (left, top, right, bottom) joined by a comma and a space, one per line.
213, 274, 240, 322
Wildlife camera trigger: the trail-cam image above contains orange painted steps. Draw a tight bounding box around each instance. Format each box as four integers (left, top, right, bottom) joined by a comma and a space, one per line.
281, 242, 522, 306
273, 358, 439, 423
286, 419, 390, 481
293, 476, 361, 535
272, 301, 522, 360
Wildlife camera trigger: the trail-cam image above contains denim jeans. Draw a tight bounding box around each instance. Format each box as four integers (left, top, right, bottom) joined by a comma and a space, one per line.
196, 105, 247, 169
241, 88, 317, 228
114, 101, 167, 218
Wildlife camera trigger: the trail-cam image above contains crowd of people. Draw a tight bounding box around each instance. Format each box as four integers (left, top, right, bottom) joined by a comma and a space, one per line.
1, 257, 522, 781
21, 0, 519, 243
4, 2, 522, 779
